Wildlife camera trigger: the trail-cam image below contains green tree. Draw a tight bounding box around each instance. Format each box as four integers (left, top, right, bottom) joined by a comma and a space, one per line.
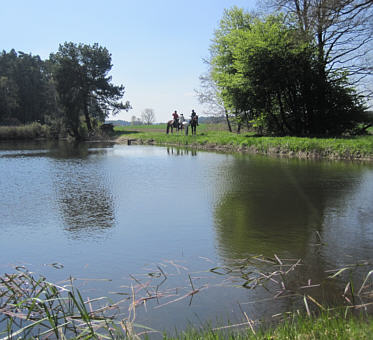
210, 8, 368, 136
15, 52, 51, 124
209, 7, 256, 132
267, 0, 373, 117
0, 49, 53, 125
0, 76, 19, 123
50, 42, 130, 138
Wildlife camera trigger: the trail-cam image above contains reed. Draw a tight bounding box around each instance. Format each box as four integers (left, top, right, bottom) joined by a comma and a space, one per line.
0, 123, 49, 140
1, 253, 372, 339
0, 267, 154, 339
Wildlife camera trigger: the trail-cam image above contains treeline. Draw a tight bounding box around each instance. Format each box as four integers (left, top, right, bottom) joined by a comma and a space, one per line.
200, 0, 373, 136
0, 42, 130, 139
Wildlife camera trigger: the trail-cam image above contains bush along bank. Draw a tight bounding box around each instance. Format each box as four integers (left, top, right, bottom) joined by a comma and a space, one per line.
0, 123, 50, 140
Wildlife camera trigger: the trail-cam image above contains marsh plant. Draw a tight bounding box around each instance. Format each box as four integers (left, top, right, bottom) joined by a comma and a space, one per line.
1, 254, 373, 339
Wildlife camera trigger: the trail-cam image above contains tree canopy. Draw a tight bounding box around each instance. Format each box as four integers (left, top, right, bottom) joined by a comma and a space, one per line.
208, 7, 369, 136
0, 50, 53, 125
0, 43, 130, 139
50, 42, 130, 138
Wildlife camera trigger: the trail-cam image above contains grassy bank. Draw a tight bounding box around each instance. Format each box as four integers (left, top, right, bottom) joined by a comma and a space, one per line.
165, 313, 373, 340
114, 124, 373, 161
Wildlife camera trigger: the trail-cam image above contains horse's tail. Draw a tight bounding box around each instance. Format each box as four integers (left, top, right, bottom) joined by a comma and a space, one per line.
166, 122, 169, 134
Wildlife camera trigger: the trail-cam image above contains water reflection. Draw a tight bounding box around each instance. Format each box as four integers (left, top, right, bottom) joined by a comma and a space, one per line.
214, 156, 364, 259
213, 155, 373, 304
2, 142, 373, 330
50, 143, 116, 240
166, 146, 197, 157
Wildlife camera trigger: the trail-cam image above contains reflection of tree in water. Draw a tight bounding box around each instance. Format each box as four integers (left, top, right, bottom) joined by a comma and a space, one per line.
213, 156, 369, 306
51, 143, 115, 239
49, 141, 115, 159
214, 157, 361, 258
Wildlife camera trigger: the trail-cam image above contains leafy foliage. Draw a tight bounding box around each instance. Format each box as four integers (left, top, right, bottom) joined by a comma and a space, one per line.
209, 8, 370, 136
0, 43, 130, 140
0, 50, 54, 125
50, 42, 131, 138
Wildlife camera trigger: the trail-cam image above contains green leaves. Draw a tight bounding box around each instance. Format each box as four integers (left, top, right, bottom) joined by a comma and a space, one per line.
50, 42, 130, 138
209, 8, 368, 136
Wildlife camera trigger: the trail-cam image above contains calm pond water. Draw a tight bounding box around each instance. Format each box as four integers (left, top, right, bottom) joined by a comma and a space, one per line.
1, 140, 373, 333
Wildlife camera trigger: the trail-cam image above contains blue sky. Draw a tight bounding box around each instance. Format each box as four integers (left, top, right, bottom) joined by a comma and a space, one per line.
1, 0, 256, 122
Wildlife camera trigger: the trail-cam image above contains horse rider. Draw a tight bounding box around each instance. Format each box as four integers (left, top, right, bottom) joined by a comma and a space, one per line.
172, 110, 179, 128
179, 113, 185, 126
190, 109, 198, 125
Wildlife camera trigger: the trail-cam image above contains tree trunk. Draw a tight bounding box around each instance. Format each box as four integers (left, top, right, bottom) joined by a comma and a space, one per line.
237, 121, 241, 134
83, 102, 92, 131
245, 112, 250, 130
225, 109, 232, 132
277, 92, 293, 135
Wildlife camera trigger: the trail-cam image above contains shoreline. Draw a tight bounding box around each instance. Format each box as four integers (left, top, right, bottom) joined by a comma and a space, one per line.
114, 136, 373, 162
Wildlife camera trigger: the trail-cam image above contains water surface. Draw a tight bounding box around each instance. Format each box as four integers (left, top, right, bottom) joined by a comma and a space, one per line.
1, 141, 373, 332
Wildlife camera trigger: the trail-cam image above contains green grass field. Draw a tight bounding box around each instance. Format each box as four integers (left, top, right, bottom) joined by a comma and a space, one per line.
114, 124, 373, 160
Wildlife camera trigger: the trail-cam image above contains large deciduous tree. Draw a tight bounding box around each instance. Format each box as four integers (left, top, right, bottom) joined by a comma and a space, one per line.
50, 42, 130, 138
209, 7, 369, 136
268, 0, 373, 96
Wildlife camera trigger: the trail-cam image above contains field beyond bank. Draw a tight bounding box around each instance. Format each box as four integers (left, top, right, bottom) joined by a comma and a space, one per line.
114, 124, 373, 161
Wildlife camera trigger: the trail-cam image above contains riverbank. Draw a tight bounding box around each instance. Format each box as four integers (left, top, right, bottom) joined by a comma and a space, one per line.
114, 124, 373, 161
2, 123, 372, 161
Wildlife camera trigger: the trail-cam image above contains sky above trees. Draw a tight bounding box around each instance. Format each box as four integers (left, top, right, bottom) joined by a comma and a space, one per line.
1, 0, 256, 122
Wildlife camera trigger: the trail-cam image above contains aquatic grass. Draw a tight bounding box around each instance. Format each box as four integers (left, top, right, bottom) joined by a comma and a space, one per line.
0, 255, 301, 338
0, 268, 156, 339
1, 253, 373, 339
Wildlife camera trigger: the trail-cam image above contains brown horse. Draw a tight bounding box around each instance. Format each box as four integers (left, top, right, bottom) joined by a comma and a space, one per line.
185, 115, 198, 135
166, 119, 184, 134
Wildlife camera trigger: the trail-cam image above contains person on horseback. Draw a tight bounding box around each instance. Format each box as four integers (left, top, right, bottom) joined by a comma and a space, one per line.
172, 110, 179, 128
179, 113, 185, 123
190, 109, 198, 125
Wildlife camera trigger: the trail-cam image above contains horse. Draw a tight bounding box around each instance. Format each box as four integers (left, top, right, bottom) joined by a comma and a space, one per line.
166, 120, 181, 134
166, 119, 188, 134
185, 115, 198, 135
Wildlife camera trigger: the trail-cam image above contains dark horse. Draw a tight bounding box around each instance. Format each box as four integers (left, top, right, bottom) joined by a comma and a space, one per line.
185, 115, 198, 135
